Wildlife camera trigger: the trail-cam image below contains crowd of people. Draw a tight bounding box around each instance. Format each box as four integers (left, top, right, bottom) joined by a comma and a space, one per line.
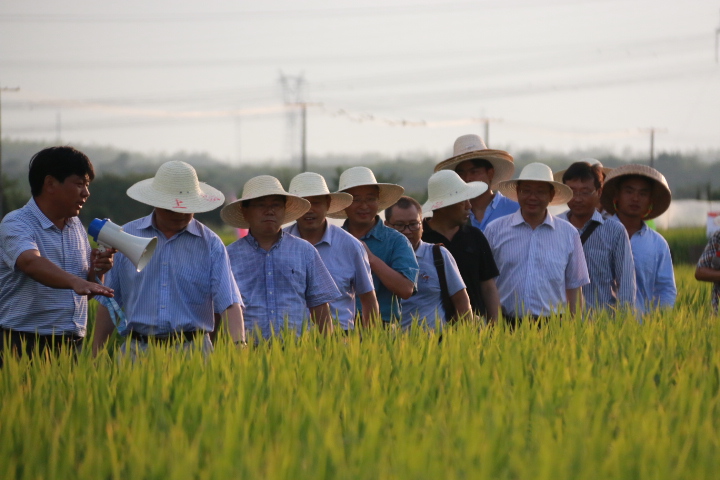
2, 134, 712, 362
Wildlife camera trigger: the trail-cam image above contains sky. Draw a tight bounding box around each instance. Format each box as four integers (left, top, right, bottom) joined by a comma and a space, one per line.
1, 0, 719, 167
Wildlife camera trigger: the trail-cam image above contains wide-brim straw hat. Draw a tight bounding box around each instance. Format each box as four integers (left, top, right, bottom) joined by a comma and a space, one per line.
220, 175, 311, 228
599, 164, 671, 220
127, 160, 225, 213
288, 172, 353, 215
422, 170, 488, 213
327, 166, 404, 219
552, 158, 614, 183
434, 134, 515, 186
496, 162, 574, 206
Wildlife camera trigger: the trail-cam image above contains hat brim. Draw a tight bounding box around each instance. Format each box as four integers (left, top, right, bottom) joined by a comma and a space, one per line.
599, 166, 671, 219
220, 194, 311, 228
496, 179, 574, 206
327, 184, 405, 219
553, 167, 614, 183
434, 150, 515, 187
127, 178, 225, 213
422, 181, 488, 213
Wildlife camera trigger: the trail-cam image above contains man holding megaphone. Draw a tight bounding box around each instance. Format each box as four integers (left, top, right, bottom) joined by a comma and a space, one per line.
92, 161, 244, 357
0, 147, 115, 364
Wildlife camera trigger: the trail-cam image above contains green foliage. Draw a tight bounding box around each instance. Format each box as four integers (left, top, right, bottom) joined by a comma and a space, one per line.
659, 227, 707, 265
1, 266, 719, 479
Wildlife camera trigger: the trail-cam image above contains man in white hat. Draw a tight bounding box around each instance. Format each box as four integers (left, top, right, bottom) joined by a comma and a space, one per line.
285, 172, 379, 332
222, 175, 340, 340
556, 161, 636, 311
600, 165, 676, 314
485, 163, 590, 325
330, 167, 419, 325
421, 170, 500, 324
93, 161, 245, 356
1, 146, 115, 364
434, 134, 518, 231
385, 195, 472, 330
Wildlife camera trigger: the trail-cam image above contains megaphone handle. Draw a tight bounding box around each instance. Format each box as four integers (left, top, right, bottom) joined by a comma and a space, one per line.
94, 243, 107, 272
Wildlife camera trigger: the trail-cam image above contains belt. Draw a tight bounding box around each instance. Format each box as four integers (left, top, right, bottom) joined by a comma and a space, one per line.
127, 330, 204, 344
1, 328, 83, 341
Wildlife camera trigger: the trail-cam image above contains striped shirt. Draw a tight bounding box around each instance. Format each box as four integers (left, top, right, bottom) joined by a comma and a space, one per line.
0, 198, 91, 335
400, 241, 465, 330
557, 210, 636, 310
102, 214, 241, 336
484, 210, 590, 317
227, 231, 340, 339
285, 222, 374, 330
609, 216, 676, 314
469, 191, 520, 231
696, 229, 720, 311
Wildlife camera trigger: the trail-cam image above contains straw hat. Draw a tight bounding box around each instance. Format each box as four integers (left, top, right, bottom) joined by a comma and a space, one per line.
422, 170, 488, 213
288, 172, 353, 215
433, 134, 515, 186
552, 158, 614, 183
220, 175, 311, 228
328, 166, 404, 219
127, 160, 225, 213
599, 164, 671, 220
496, 162, 573, 206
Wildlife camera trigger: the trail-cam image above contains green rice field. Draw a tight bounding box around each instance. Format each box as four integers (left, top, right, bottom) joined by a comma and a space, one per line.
1, 264, 719, 479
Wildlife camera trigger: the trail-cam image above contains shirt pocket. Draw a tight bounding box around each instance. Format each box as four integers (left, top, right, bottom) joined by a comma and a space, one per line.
177, 270, 211, 305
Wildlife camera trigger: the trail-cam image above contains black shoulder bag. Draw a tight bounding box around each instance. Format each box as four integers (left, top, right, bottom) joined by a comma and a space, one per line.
581, 221, 601, 245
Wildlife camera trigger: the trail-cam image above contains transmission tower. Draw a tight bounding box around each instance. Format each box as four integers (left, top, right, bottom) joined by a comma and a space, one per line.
278, 72, 305, 166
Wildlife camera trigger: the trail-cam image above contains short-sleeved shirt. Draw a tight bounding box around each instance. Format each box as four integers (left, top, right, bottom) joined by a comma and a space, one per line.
0, 198, 92, 336
422, 219, 499, 317
469, 191, 520, 231
697, 229, 720, 311
484, 210, 590, 317
608, 216, 676, 314
400, 241, 466, 330
102, 214, 241, 336
342, 217, 418, 323
227, 231, 340, 339
557, 210, 636, 310
285, 222, 374, 330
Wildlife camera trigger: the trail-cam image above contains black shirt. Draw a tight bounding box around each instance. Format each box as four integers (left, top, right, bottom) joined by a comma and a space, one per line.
422, 219, 499, 317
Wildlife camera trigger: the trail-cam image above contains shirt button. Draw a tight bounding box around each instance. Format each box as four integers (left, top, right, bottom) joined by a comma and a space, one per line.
269, 291, 273, 294
163, 262, 168, 266
268, 272, 272, 275
161, 306, 166, 309
162, 284, 167, 287
271, 310, 274, 314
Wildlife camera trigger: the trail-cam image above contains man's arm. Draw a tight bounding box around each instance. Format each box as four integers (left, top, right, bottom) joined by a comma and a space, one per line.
215, 303, 245, 345
362, 243, 415, 299
566, 287, 583, 316
479, 278, 500, 324
450, 288, 473, 323
309, 303, 334, 334
92, 304, 116, 356
358, 290, 380, 328
654, 244, 677, 309
16, 250, 114, 297
695, 267, 720, 282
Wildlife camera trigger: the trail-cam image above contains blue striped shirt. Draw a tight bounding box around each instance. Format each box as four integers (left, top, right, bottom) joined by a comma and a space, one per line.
102, 214, 241, 336
0, 198, 91, 335
608, 216, 676, 314
227, 231, 340, 339
285, 222, 374, 330
400, 241, 465, 330
484, 210, 590, 317
557, 210, 636, 310
469, 191, 520, 231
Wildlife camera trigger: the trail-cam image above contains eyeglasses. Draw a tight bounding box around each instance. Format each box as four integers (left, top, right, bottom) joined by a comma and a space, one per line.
390, 222, 421, 232
517, 188, 552, 198
570, 189, 597, 198
352, 196, 379, 206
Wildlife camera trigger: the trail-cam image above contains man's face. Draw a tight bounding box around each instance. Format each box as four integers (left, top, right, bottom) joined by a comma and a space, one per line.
434, 199, 472, 228
241, 195, 286, 236
565, 177, 601, 219
454, 160, 494, 187
154, 208, 194, 234
385, 205, 422, 249
614, 177, 653, 219
344, 185, 380, 226
296, 195, 330, 231
516, 181, 554, 216
51, 174, 90, 218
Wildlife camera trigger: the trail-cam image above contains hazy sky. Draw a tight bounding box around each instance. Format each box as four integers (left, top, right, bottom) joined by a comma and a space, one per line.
1, 0, 719, 167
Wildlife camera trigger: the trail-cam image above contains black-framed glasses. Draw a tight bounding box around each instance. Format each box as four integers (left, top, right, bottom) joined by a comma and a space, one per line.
390, 222, 421, 232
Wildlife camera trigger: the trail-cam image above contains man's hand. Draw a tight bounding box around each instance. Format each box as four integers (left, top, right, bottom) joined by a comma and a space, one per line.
90, 247, 116, 276
72, 277, 115, 297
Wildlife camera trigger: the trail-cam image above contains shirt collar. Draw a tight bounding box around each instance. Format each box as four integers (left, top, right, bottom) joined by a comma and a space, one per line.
28, 197, 63, 230
343, 216, 384, 241
490, 191, 504, 208
139, 211, 202, 237
287, 220, 334, 246
510, 209, 555, 229
609, 214, 647, 235
415, 240, 430, 259
558, 209, 605, 227
244, 229, 285, 250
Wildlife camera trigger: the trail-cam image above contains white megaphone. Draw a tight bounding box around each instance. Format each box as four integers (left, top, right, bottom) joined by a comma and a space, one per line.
88, 218, 158, 272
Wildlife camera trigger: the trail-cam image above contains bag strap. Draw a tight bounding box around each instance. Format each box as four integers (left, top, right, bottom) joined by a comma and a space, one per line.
432, 244, 457, 324
580, 221, 601, 245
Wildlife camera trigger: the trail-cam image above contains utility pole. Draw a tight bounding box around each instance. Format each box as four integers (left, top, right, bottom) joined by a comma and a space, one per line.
0, 85, 21, 218
478, 117, 501, 147
291, 102, 322, 172
716, 9, 720, 63
640, 127, 667, 168
278, 72, 305, 168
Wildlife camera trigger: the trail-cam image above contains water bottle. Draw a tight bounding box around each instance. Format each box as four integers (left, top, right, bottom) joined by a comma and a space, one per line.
712, 251, 720, 269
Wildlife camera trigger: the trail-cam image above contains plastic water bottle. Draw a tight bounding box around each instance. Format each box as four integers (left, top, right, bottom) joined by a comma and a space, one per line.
712, 251, 720, 269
